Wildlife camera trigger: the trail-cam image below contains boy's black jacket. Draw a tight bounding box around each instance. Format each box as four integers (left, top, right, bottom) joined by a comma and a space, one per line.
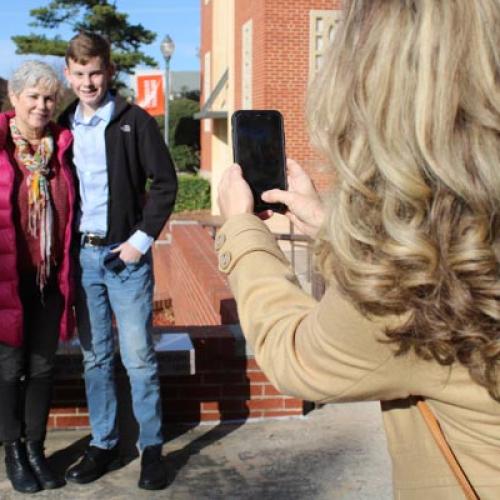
59, 94, 178, 244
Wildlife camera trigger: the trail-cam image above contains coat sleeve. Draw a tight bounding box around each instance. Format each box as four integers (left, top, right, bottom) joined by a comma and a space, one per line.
216, 213, 413, 403
136, 116, 178, 238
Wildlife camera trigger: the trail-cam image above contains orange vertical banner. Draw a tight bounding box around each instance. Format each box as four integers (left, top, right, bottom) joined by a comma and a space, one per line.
134, 71, 165, 116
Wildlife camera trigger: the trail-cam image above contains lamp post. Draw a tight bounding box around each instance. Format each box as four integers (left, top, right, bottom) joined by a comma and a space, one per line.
160, 34, 175, 145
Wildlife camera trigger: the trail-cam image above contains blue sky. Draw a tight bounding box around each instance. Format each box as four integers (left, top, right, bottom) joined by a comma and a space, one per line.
0, 1, 200, 80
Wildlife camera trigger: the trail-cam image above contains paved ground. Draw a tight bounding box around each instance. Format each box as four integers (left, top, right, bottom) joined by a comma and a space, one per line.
0, 402, 392, 499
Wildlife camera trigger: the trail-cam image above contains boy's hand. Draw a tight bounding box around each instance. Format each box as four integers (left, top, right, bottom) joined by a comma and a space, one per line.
111, 241, 142, 263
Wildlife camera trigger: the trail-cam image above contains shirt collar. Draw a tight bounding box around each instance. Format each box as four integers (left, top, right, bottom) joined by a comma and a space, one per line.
74, 92, 115, 126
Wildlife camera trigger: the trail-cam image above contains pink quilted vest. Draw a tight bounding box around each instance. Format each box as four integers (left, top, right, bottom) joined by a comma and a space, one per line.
0, 111, 76, 347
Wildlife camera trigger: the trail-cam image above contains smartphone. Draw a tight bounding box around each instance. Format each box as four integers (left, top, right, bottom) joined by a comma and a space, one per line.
103, 248, 126, 273
231, 110, 287, 213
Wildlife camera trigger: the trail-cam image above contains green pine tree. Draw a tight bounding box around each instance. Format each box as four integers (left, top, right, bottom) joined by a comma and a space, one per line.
12, 0, 157, 75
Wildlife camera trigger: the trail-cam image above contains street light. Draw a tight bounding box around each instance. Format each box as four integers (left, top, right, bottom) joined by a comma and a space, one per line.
160, 34, 175, 145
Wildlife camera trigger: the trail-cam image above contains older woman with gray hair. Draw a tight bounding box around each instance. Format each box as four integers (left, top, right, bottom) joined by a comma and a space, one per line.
0, 60, 75, 493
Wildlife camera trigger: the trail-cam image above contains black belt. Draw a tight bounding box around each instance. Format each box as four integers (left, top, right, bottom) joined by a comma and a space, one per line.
81, 233, 107, 246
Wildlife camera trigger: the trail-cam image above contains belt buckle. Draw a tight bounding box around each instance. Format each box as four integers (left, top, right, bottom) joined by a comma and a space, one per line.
83, 233, 104, 246
88, 235, 99, 246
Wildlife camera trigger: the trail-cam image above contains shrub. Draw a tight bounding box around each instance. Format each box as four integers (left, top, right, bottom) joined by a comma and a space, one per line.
156, 98, 200, 173
174, 174, 210, 212
171, 144, 200, 174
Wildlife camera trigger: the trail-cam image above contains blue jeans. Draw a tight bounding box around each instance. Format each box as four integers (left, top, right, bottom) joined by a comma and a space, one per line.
77, 244, 163, 450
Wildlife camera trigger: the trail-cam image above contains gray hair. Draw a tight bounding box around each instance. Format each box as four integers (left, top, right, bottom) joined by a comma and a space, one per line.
8, 60, 61, 97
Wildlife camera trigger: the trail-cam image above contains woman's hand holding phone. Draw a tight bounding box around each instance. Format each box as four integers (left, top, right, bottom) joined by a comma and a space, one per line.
218, 164, 255, 219
218, 159, 325, 239
262, 159, 325, 238
231, 110, 287, 213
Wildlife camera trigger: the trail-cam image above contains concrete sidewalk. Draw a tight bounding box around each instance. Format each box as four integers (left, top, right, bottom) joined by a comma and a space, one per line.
0, 402, 392, 499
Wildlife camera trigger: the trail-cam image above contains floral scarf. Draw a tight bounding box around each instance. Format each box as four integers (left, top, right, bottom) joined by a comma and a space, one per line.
9, 118, 54, 291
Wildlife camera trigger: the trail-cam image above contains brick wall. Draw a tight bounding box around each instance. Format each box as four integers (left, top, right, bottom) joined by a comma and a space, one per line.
234, 0, 341, 193
49, 326, 308, 430
235, 0, 266, 110
158, 222, 238, 325
162, 326, 307, 423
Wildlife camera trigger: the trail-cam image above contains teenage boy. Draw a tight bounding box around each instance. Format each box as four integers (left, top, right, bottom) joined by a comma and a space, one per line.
60, 32, 177, 490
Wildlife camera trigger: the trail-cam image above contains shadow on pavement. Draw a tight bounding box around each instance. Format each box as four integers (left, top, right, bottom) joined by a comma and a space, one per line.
48, 434, 90, 477
48, 350, 251, 485
163, 422, 248, 487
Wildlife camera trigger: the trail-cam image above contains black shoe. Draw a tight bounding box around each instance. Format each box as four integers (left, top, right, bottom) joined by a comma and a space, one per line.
4, 440, 41, 494
65, 445, 121, 484
26, 440, 65, 489
138, 444, 167, 490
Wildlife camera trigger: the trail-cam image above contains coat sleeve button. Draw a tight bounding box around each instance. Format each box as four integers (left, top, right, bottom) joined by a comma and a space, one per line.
219, 251, 231, 270
214, 232, 226, 251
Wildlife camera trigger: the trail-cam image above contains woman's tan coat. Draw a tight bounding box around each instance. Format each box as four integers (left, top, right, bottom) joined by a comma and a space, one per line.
216, 214, 500, 499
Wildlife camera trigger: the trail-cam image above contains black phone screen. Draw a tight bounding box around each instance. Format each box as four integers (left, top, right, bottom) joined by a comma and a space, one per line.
232, 110, 287, 213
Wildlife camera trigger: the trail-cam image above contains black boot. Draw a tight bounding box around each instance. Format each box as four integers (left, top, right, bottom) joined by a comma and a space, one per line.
26, 440, 65, 489
138, 444, 167, 490
4, 440, 40, 494
65, 445, 121, 484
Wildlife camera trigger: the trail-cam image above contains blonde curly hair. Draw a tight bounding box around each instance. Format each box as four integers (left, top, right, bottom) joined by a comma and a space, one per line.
308, 0, 500, 399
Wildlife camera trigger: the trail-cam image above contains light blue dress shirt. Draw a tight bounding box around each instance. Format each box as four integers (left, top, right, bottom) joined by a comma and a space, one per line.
71, 93, 153, 254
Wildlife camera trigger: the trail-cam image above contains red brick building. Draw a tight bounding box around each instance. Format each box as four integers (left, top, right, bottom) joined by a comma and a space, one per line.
197, 0, 343, 213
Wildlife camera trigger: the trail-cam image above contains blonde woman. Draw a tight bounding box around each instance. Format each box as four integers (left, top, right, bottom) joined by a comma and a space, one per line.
217, 0, 500, 498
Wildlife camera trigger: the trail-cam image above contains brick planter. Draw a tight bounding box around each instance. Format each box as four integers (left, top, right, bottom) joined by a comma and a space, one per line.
48, 222, 311, 430
49, 326, 310, 430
